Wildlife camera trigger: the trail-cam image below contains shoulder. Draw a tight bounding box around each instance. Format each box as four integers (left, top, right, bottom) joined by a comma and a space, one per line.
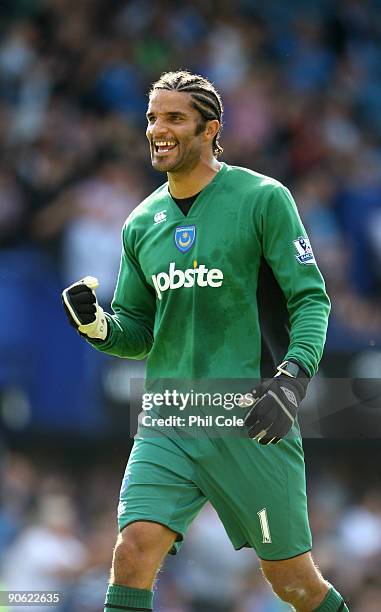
123, 182, 169, 232
223, 163, 284, 194
223, 163, 294, 212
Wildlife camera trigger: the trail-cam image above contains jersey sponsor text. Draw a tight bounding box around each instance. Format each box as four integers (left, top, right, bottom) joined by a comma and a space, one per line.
152, 261, 223, 300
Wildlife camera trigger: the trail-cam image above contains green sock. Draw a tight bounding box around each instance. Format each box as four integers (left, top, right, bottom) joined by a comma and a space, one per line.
104, 584, 153, 611
313, 585, 349, 611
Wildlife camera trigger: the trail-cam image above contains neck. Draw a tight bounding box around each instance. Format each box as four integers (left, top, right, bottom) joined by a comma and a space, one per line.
168, 155, 221, 198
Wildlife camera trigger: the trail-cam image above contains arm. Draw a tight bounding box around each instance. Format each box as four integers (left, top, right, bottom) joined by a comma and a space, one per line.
244, 184, 330, 444
260, 184, 331, 376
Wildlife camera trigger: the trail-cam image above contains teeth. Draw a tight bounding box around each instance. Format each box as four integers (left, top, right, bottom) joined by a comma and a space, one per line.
155, 141, 176, 146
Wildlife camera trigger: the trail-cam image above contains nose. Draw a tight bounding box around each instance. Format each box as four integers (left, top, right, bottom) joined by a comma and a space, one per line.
149, 117, 170, 139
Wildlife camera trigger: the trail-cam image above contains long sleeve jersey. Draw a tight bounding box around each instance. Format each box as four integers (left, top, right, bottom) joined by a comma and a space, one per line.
89, 162, 330, 380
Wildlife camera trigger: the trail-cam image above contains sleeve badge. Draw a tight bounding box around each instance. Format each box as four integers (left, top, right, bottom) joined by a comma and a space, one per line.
293, 236, 316, 265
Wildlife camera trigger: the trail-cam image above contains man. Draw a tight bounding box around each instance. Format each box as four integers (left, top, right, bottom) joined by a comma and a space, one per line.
62, 71, 348, 611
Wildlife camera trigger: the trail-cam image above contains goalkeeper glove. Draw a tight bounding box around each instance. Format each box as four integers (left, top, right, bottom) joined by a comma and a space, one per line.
244, 361, 309, 445
62, 276, 108, 341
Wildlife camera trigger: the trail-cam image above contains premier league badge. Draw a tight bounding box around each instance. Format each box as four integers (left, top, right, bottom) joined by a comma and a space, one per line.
293, 236, 316, 265
174, 225, 196, 253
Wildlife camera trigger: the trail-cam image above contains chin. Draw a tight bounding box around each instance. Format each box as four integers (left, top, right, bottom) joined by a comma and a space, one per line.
152, 158, 181, 173
151, 161, 167, 172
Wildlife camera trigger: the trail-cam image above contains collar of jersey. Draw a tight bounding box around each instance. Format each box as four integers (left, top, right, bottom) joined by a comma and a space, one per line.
164, 162, 228, 220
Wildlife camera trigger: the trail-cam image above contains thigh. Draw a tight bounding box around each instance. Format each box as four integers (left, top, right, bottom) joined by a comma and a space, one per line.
197, 435, 312, 560
119, 435, 207, 554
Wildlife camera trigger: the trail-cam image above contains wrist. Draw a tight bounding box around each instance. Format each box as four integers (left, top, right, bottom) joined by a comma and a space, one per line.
275, 361, 309, 403
276, 360, 310, 379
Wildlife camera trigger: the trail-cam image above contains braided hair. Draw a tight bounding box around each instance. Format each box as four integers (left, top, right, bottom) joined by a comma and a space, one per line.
150, 70, 224, 157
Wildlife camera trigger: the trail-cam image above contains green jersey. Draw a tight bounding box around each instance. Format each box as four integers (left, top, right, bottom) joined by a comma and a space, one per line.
91, 162, 330, 379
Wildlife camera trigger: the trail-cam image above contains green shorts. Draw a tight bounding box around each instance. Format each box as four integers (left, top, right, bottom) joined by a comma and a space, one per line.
118, 429, 312, 561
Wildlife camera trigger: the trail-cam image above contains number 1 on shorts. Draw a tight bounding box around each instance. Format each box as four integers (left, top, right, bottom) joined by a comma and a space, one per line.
257, 507, 272, 543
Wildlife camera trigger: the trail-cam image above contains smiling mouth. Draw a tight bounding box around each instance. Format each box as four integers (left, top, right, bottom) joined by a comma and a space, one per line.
154, 140, 177, 154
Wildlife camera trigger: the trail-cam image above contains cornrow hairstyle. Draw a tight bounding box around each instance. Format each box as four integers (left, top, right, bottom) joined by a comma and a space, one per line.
150, 70, 224, 158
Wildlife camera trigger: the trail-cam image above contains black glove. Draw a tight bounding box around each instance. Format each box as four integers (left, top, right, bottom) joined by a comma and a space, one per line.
244, 361, 309, 445
62, 276, 108, 340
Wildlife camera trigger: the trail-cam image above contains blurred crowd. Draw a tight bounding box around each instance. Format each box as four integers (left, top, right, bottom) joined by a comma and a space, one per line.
1, 1, 381, 610
1, 0, 381, 343
0, 447, 381, 612
1, 0, 381, 429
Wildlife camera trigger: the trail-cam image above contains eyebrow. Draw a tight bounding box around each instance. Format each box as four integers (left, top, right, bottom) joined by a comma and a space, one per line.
146, 110, 188, 118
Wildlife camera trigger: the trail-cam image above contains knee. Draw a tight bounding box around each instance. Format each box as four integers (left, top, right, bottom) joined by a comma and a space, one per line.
113, 528, 150, 571
261, 565, 328, 608
111, 521, 176, 586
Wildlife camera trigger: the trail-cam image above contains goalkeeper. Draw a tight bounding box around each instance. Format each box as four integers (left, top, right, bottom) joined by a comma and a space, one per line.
63, 71, 348, 612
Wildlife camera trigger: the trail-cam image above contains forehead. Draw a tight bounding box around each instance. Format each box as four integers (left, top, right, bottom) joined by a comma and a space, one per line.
147, 89, 196, 115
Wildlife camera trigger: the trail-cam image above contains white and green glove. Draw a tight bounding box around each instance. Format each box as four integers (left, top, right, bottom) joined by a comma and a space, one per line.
62, 276, 108, 340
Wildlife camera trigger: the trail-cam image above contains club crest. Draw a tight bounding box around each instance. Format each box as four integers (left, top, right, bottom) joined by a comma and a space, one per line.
174, 225, 196, 253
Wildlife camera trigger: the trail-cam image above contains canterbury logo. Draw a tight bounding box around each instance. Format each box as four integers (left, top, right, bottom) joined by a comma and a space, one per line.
154, 210, 167, 224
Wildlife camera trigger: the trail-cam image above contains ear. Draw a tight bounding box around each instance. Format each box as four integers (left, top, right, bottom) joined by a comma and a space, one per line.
205, 119, 220, 142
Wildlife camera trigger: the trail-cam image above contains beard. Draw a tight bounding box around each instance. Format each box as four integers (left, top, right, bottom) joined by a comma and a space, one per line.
150, 142, 202, 174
